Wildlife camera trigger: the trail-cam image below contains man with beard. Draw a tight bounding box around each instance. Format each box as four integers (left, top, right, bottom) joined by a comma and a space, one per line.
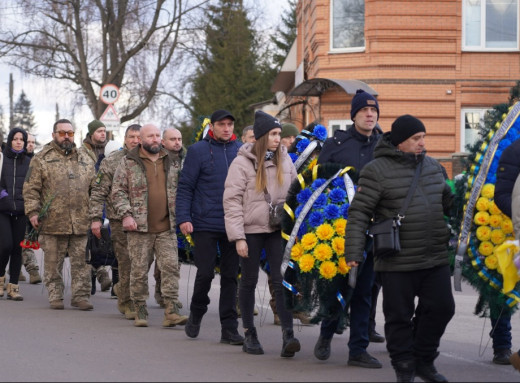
82, 120, 112, 294
153, 127, 187, 308
23, 119, 96, 310
112, 124, 188, 328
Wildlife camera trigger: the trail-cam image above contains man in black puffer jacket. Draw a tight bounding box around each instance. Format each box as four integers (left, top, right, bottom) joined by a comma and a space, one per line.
344, 115, 455, 382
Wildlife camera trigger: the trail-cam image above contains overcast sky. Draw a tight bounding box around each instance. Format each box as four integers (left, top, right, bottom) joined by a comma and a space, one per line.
0, 0, 291, 146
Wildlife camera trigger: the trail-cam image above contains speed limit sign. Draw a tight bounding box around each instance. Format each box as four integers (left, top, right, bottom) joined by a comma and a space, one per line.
99, 84, 120, 104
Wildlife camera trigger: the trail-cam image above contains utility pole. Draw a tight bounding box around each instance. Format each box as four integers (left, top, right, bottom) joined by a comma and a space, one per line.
9, 73, 14, 130
55, 102, 59, 122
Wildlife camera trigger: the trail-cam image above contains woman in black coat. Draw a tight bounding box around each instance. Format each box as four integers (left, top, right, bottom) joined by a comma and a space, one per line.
0, 127, 30, 301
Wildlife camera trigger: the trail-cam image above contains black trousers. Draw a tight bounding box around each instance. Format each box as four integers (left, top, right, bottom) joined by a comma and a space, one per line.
239, 231, 292, 330
380, 264, 455, 366
190, 231, 240, 330
0, 213, 27, 284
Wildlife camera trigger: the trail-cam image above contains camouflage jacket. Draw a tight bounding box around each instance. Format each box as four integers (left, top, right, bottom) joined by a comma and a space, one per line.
111, 146, 179, 233
89, 148, 127, 222
23, 141, 96, 235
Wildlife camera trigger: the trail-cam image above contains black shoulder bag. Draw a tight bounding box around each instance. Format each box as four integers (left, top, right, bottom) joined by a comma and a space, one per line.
85, 226, 117, 267
263, 187, 285, 230
368, 162, 422, 257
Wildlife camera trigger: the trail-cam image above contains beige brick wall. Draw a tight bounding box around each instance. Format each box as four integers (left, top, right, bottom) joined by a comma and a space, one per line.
292, 0, 519, 176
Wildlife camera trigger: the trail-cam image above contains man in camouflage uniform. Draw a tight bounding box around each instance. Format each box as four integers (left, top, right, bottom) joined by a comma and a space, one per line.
89, 124, 141, 319
23, 119, 95, 310
153, 127, 187, 308
111, 123, 188, 328
82, 119, 112, 293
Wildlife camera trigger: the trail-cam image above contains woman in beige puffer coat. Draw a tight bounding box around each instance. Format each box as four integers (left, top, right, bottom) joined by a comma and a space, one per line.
223, 111, 298, 358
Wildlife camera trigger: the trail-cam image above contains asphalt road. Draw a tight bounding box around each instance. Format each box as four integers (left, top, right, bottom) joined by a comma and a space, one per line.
1, 249, 520, 382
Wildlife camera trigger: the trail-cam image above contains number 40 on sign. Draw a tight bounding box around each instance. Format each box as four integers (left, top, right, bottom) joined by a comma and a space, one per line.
99, 84, 120, 105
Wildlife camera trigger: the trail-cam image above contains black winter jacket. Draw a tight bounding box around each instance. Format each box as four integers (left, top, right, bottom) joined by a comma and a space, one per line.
0, 145, 30, 215
494, 137, 520, 218
317, 125, 382, 179
344, 133, 453, 272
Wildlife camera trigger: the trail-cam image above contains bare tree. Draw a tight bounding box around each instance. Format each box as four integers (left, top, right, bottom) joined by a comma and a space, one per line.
0, 0, 207, 122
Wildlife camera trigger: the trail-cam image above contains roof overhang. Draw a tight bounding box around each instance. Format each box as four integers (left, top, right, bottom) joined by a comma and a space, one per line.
271, 40, 297, 93
289, 78, 378, 97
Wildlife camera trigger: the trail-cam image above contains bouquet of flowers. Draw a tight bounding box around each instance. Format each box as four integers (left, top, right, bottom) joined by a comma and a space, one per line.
20, 193, 55, 250
281, 162, 356, 322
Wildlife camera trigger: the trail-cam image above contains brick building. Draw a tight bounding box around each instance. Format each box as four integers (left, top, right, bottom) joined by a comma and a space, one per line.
271, 0, 520, 176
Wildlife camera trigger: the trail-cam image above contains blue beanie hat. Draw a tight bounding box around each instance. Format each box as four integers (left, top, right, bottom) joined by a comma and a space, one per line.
350, 89, 379, 120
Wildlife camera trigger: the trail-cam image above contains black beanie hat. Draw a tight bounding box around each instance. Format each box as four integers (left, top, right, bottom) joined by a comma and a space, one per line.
350, 89, 379, 120
390, 114, 426, 146
253, 110, 282, 140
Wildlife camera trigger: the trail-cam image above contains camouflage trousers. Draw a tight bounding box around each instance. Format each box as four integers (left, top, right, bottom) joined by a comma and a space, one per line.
39, 234, 91, 303
22, 248, 40, 272
127, 230, 180, 306
111, 220, 131, 305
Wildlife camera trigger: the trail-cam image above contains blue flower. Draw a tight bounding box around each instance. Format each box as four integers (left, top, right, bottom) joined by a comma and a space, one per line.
296, 138, 310, 153
313, 194, 327, 209
289, 152, 298, 163
331, 177, 346, 189
340, 203, 350, 218
312, 124, 328, 141
311, 178, 326, 190
295, 205, 303, 218
297, 188, 312, 204
329, 187, 347, 204
324, 204, 341, 220
297, 222, 309, 238
308, 211, 324, 228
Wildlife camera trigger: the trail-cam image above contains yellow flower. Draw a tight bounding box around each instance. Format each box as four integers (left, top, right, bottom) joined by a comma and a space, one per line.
488, 201, 502, 215
481, 183, 495, 199
478, 241, 494, 256
490, 229, 506, 245
331, 236, 345, 255
333, 218, 347, 236
316, 223, 335, 241
314, 243, 333, 261
301, 233, 318, 251
476, 197, 490, 212
476, 226, 491, 241
290, 243, 304, 261
501, 217, 514, 234
474, 211, 490, 226
337, 257, 351, 275
299, 254, 315, 273
485, 254, 499, 270
319, 260, 337, 280
488, 214, 503, 228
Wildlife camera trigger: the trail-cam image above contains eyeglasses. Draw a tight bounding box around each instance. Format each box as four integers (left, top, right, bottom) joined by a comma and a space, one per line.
55, 131, 75, 137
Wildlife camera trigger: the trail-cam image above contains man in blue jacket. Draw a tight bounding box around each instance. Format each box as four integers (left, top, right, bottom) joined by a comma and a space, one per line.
177, 109, 244, 345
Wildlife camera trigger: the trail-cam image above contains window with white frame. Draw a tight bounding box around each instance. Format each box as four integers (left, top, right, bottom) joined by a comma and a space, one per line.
328, 119, 352, 136
463, 0, 518, 50
330, 0, 365, 51
461, 108, 491, 151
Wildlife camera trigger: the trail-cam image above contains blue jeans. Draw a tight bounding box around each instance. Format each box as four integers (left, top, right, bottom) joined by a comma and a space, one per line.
319, 251, 375, 357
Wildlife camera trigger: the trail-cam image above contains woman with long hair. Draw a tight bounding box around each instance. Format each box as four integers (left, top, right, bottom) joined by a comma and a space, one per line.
0, 127, 30, 300
224, 111, 299, 357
